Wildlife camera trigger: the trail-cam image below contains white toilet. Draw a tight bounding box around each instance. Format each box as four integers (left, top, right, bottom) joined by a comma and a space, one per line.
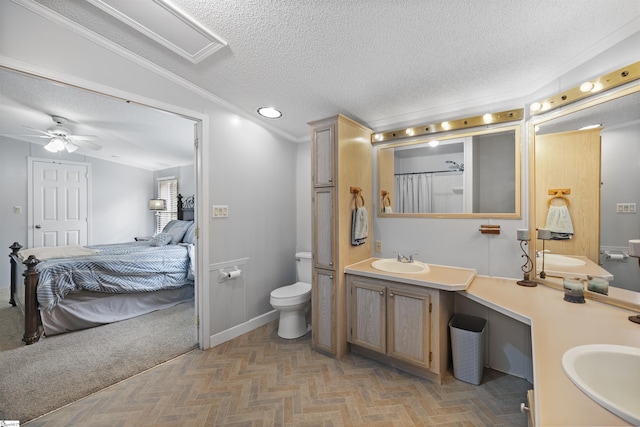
270, 252, 312, 339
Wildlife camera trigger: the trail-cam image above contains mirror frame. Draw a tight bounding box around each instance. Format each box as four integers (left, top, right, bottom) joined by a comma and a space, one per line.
376, 123, 522, 218
528, 82, 640, 312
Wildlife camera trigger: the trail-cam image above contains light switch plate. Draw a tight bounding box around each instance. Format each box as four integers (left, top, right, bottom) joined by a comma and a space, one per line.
212, 205, 229, 218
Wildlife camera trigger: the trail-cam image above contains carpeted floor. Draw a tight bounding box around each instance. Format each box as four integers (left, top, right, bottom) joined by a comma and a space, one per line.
0, 287, 197, 423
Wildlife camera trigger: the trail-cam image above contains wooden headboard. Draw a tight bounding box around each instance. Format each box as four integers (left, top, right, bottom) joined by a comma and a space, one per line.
177, 194, 195, 221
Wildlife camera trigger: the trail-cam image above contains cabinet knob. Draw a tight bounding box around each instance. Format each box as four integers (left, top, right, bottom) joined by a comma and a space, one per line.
378, 290, 384, 296
328, 178, 333, 182
329, 262, 333, 266
329, 276, 333, 279
389, 293, 395, 297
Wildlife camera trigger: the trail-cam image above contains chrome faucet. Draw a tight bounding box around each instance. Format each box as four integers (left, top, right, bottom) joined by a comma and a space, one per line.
395, 252, 417, 263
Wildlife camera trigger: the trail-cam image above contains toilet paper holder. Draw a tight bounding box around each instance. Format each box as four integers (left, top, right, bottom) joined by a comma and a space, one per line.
603, 250, 629, 261
219, 267, 242, 282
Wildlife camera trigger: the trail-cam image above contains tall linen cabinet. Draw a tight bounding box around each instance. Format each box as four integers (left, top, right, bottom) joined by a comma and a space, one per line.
309, 115, 373, 358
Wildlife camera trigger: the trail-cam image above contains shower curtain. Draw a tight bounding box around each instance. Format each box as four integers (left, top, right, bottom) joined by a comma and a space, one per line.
395, 173, 432, 213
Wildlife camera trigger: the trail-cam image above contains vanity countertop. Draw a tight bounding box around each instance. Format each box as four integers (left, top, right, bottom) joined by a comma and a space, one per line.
464, 275, 640, 426
344, 257, 476, 291
536, 254, 614, 280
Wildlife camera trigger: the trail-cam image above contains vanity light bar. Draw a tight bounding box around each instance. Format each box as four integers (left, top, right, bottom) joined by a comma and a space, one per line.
371, 108, 524, 143
530, 61, 640, 115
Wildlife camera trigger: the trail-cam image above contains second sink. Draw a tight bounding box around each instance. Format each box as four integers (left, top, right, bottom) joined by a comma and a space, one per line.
562, 344, 640, 425
371, 258, 430, 274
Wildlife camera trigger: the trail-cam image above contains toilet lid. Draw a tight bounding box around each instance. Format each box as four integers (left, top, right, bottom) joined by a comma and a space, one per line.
271, 282, 311, 299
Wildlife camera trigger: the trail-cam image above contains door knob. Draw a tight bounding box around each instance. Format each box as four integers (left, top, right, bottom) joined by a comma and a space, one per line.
35, 225, 42, 229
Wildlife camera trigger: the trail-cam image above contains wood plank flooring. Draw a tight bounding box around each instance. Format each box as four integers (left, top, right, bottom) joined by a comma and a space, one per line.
26, 321, 531, 426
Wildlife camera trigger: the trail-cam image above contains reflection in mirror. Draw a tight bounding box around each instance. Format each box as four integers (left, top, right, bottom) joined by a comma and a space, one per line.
531, 84, 640, 294
377, 125, 521, 217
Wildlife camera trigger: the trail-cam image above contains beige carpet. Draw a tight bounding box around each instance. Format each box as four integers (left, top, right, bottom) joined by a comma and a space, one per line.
0, 288, 197, 423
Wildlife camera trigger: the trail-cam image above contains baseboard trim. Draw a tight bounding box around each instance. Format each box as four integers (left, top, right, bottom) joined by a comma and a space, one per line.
209, 310, 279, 348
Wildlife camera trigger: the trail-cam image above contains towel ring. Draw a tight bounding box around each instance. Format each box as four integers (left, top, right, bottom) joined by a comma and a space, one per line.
547, 188, 570, 207
548, 195, 570, 207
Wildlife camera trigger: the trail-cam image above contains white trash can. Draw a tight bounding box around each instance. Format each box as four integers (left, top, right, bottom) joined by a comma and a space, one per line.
449, 314, 486, 385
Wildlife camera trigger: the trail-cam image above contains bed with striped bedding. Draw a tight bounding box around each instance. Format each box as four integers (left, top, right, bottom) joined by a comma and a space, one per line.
8, 195, 196, 344
35, 241, 193, 312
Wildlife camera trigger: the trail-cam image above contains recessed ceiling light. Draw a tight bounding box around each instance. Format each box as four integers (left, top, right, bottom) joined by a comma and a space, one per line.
257, 107, 282, 119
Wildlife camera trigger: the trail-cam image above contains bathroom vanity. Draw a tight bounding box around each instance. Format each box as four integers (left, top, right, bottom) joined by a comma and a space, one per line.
345, 258, 476, 384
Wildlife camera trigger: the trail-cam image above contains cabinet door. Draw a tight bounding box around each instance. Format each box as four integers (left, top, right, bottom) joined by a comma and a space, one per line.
313, 188, 334, 270
312, 122, 335, 187
349, 280, 386, 353
387, 287, 431, 368
312, 269, 335, 355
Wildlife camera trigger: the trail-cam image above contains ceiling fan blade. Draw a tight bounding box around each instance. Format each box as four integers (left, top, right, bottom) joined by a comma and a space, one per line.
22, 126, 54, 136
0, 133, 50, 138
72, 139, 102, 151
67, 134, 98, 141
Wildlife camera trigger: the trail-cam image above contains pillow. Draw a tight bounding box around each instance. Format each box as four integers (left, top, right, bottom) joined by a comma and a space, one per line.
161, 220, 192, 244
149, 233, 172, 246
182, 222, 196, 244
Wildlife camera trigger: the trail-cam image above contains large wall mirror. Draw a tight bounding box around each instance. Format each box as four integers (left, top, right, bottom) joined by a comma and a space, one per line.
377, 124, 521, 218
530, 83, 640, 300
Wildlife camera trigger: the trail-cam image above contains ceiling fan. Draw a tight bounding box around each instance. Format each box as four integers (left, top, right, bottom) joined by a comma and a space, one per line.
3, 115, 102, 153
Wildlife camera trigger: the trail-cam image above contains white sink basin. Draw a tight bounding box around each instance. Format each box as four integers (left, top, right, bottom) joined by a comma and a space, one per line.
371, 258, 429, 274
562, 344, 640, 425
542, 253, 586, 266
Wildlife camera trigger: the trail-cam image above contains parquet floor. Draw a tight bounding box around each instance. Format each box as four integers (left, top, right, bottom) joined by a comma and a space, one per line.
26, 321, 531, 426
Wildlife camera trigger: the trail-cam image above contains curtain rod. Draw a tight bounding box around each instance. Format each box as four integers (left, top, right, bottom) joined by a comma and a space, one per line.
394, 169, 462, 176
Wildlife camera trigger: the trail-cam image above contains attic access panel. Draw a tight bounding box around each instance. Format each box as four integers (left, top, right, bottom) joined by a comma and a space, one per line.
88, 0, 227, 63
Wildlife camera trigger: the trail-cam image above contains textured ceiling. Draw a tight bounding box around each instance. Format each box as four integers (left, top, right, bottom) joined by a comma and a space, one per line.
2, 0, 640, 169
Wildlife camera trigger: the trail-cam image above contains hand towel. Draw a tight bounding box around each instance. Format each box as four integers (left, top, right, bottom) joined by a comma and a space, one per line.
351, 206, 368, 246
383, 206, 393, 214
545, 205, 574, 240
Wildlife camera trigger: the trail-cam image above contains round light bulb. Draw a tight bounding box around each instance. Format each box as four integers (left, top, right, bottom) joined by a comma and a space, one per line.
257, 106, 282, 119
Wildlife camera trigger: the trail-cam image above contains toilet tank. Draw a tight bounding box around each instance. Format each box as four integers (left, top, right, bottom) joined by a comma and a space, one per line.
295, 251, 312, 283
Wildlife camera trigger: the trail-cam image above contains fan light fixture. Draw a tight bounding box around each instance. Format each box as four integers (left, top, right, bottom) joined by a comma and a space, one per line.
44, 136, 78, 153
257, 106, 282, 119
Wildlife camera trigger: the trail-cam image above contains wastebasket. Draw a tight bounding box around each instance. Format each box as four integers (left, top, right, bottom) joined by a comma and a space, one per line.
449, 313, 486, 385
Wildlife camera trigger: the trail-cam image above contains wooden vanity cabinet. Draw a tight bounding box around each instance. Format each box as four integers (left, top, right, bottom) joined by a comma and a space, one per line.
346, 274, 453, 383
309, 115, 372, 358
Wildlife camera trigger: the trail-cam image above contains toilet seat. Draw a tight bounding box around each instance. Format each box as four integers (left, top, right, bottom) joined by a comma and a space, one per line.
270, 282, 311, 305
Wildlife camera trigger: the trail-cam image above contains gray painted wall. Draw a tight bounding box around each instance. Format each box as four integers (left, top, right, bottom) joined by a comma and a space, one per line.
0, 138, 155, 283
296, 141, 312, 253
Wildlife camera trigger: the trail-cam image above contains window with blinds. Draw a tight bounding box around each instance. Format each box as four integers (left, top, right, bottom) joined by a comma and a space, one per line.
156, 178, 178, 234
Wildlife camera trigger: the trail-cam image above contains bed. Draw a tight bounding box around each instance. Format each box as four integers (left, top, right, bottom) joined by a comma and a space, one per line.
8, 194, 196, 345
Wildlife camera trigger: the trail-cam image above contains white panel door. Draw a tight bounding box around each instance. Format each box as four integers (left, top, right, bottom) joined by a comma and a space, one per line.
31, 160, 89, 247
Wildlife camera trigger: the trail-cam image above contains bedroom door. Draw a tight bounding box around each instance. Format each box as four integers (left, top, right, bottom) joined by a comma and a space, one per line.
29, 159, 90, 248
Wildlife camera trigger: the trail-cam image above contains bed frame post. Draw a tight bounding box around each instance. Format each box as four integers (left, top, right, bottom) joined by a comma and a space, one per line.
23, 255, 43, 345
9, 242, 22, 307
177, 193, 184, 220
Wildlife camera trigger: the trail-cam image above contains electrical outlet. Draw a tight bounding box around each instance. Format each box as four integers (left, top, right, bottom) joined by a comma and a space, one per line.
13, 206, 22, 214
375, 240, 382, 253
